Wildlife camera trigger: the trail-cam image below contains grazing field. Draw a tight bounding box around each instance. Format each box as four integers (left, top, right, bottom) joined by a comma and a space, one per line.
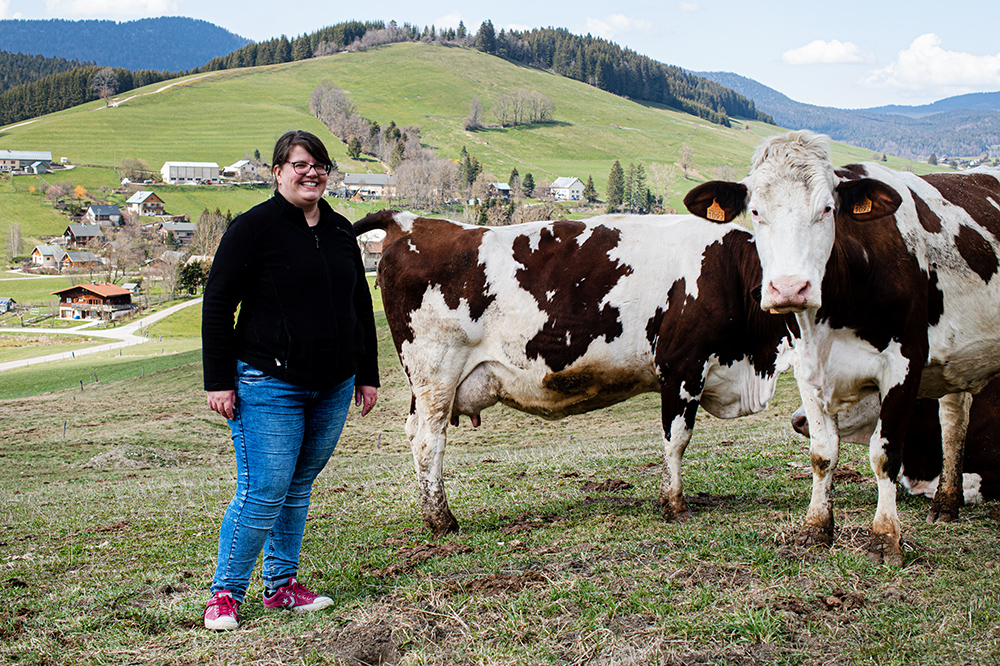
1, 305, 998, 665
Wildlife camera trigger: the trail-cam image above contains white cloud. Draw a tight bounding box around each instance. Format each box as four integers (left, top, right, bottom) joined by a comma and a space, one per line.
0, 0, 10, 18
43, 0, 176, 17
432, 12, 464, 30
584, 14, 656, 41
678, 1, 699, 11
864, 33, 1000, 96
782, 39, 866, 65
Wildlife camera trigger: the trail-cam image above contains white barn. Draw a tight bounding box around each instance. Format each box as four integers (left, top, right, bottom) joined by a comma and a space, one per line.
161, 161, 220, 184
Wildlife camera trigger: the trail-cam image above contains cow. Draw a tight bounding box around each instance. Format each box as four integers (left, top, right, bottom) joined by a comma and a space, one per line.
791, 378, 1000, 504
353, 209, 795, 537
685, 130, 1000, 564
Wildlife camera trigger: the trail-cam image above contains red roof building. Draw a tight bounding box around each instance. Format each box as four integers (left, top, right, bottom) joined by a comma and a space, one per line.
50, 282, 134, 321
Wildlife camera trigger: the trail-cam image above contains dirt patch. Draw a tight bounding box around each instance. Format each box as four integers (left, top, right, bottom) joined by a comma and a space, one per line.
581, 478, 633, 492
789, 464, 869, 483
80, 445, 192, 469
500, 510, 563, 535
313, 620, 401, 665
444, 571, 547, 595
369, 542, 474, 578
770, 588, 865, 617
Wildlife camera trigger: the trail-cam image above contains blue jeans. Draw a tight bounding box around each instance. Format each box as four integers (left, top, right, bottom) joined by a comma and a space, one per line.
211, 360, 354, 603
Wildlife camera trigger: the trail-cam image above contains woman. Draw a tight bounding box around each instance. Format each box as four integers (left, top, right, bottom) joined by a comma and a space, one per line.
200, 130, 379, 630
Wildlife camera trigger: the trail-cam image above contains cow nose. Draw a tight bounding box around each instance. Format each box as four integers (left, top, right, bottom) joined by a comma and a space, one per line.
791, 413, 810, 437
766, 277, 812, 310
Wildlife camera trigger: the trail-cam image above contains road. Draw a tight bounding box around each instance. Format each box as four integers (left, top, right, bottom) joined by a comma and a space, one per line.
0, 297, 202, 373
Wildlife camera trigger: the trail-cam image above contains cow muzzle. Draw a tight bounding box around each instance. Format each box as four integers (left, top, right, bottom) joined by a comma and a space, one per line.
762, 276, 815, 313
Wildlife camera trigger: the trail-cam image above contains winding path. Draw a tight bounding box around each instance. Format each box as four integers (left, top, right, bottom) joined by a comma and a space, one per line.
0, 297, 202, 373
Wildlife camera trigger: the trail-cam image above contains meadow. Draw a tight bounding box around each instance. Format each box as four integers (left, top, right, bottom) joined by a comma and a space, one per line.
1, 298, 998, 665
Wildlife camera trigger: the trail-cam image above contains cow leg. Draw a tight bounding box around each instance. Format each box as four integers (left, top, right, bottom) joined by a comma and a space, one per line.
795, 382, 840, 548
406, 386, 460, 537
928, 391, 971, 523
659, 394, 699, 521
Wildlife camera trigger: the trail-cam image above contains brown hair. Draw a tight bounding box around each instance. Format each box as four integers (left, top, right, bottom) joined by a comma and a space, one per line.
272, 130, 333, 173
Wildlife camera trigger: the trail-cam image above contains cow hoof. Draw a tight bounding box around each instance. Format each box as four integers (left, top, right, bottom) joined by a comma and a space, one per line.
795, 524, 833, 548
927, 502, 960, 524
865, 534, 904, 566
659, 500, 692, 523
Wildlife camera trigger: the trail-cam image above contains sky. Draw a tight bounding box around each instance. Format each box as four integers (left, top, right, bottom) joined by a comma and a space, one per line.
2, 0, 999, 109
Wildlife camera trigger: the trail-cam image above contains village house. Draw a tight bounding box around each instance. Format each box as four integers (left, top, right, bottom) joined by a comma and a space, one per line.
489, 182, 512, 200
550, 177, 585, 201
0, 150, 52, 173
0, 297, 16, 314
63, 224, 102, 249
60, 251, 102, 272
338, 173, 396, 200
158, 221, 197, 246
357, 230, 385, 272
223, 159, 256, 179
161, 161, 220, 184
126, 191, 166, 216
31, 245, 66, 270
83, 204, 123, 226
51, 283, 133, 321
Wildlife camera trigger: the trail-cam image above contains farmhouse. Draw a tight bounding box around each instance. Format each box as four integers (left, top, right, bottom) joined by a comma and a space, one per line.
158, 221, 197, 245
126, 191, 166, 216
550, 177, 585, 201
0, 150, 52, 173
489, 182, 512, 199
339, 173, 396, 200
51, 282, 133, 321
161, 161, 220, 184
357, 229, 385, 272
83, 204, 123, 226
223, 159, 256, 179
31, 245, 65, 270
64, 224, 102, 248
0, 297, 16, 313
60, 251, 102, 272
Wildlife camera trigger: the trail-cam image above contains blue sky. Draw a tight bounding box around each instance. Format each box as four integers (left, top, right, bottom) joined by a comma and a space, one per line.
3, 0, 999, 109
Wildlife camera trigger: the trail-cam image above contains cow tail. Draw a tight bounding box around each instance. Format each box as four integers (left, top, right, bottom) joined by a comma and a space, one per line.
353, 209, 400, 237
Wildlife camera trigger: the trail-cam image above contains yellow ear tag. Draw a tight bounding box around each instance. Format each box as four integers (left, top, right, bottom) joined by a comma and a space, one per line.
706, 200, 726, 222
853, 198, 872, 215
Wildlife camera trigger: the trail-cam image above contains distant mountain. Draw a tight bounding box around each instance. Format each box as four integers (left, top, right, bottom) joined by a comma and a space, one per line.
0, 17, 248, 71
697, 71, 1000, 160
866, 91, 1000, 118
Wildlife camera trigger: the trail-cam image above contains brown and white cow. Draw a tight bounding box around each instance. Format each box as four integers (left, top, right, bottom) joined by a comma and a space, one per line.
354, 209, 794, 536
792, 378, 1000, 504
686, 130, 1000, 564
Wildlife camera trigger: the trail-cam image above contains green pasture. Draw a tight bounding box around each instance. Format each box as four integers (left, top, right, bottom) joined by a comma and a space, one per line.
1, 302, 998, 664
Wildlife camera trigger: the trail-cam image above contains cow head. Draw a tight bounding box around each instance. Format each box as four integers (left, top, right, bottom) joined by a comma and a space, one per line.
685, 131, 902, 314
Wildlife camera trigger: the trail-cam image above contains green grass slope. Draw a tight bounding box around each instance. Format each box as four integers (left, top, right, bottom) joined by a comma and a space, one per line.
0, 42, 943, 256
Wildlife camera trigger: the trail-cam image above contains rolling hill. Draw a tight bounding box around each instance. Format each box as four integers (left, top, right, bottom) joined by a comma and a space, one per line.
0, 41, 943, 257
697, 71, 1000, 159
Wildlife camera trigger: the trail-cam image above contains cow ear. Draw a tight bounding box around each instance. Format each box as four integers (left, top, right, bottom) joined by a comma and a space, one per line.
836, 178, 902, 221
684, 181, 748, 223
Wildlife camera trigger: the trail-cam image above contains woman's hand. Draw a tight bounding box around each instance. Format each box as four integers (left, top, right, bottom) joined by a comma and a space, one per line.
355, 385, 378, 416
207, 390, 236, 419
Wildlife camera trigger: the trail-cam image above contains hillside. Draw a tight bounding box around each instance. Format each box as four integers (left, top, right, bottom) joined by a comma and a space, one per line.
0, 50, 88, 93
698, 71, 1000, 159
0, 17, 248, 71
0, 42, 942, 257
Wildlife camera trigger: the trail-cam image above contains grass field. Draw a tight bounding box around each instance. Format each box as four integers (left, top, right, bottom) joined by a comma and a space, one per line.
0, 42, 946, 258
1, 299, 998, 665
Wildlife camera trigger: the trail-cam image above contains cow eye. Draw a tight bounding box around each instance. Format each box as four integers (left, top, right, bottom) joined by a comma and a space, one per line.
823, 205, 834, 214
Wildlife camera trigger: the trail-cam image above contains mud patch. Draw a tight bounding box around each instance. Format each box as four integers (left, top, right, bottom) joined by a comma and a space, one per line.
319, 620, 401, 665
770, 588, 865, 617
370, 542, 474, 578
789, 463, 869, 483
80, 445, 191, 469
581, 478, 633, 492
500, 510, 563, 535
445, 571, 547, 595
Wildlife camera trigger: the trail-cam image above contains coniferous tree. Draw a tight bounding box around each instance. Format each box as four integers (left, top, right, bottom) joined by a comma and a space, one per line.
522, 173, 535, 197
607, 161, 624, 212
583, 175, 597, 202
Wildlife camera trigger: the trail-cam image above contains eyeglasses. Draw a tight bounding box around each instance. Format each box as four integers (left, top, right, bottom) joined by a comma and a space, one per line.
286, 161, 332, 175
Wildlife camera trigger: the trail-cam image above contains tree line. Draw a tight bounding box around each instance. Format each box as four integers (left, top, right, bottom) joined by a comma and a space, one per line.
0, 50, 89, 93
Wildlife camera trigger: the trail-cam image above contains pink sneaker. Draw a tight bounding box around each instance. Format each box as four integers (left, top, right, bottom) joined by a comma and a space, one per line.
262, 576, 333, 613
204, 591, 240, 630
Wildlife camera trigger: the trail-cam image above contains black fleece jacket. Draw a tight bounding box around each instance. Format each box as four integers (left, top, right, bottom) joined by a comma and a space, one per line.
201, 192, 379, 391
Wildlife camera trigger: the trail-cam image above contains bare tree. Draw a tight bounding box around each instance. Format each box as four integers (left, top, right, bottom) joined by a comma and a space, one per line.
464, 97, 483, 130
119, 157, 150, 182
91, 67, 118, 107
714, 165, 741, 182
6, 223, 22, 262
191, 209, 229, 256
679, 145, 695, 179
